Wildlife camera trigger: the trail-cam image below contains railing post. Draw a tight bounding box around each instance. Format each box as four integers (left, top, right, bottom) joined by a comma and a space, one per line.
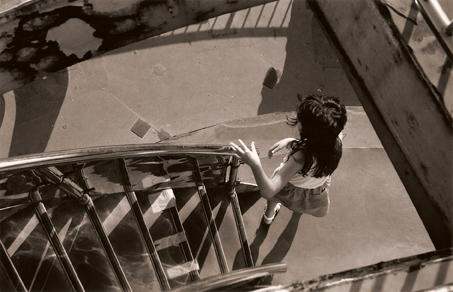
35, 167, 132, 292
117, 159, 171, 291
189, 158, 229, 274
28, 187, 85, 292
225, 156, 254, 267
0, 240, 28, 292
167, 206, 201, 282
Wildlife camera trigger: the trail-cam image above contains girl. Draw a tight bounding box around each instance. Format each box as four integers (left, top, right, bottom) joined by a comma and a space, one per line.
230, 94, 347, 224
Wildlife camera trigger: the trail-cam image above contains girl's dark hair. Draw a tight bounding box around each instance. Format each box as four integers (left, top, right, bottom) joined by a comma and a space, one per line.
287, 94, 347, 178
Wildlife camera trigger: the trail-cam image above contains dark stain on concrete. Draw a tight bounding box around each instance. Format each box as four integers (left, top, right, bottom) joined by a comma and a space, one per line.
130, 118, 151, 138
157, 129, 172, 140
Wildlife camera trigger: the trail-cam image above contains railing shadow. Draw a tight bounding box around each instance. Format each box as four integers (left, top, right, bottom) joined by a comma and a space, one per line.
258, 0, 362, 117
107, 1, 292, 56
0, 1, 292, 158
231, 211, 302, 286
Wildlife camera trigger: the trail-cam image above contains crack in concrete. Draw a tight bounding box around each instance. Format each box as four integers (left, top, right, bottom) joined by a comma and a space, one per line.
76, 62, 170, 139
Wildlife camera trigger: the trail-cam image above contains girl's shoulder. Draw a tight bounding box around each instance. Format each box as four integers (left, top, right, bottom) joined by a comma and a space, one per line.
289, 149, 306, 165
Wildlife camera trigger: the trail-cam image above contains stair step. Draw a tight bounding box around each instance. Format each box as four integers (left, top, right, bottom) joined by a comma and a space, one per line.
154, 232, 186, 251
0, 204, 89, 292
173, 187, 221, 279
166, 260, 200, 279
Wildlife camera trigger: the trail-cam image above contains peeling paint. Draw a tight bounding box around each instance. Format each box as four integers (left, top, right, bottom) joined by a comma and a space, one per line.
0, 69, 16, 91
89, 0, 141, 16
109, 18, 137, 34
0, 37, 13, 53
23, 15, 57, 31
0, 19, 20, 49
0, 51, 13, 62
0, 0, 275, 94
30, 55, 60, 71
16, 47, 38, 62
46, 18, 102, 59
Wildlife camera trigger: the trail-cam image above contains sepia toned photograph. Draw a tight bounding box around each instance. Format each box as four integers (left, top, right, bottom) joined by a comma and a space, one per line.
0, 0, 452, 291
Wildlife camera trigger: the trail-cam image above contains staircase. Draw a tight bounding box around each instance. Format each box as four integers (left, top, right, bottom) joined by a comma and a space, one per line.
0, 145, 286, 292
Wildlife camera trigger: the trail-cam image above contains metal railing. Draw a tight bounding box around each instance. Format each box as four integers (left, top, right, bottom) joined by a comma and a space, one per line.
414, 0, 453, 61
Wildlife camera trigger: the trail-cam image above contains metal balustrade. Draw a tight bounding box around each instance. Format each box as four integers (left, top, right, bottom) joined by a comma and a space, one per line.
0, 146, 286, 291
226, 156, 254, 268
36, 167, 132, 292
117, 159, 171, 291
0, 239, 27, 292
27, 187, 85, 292
167, 205, 201, 282
189, 158, 229, 274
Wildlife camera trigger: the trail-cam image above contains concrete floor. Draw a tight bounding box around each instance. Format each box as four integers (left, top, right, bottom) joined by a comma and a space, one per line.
0, 0, 441, 286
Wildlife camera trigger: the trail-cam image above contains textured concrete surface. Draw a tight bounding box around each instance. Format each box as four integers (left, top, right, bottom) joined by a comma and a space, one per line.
0, 0, 359, 158
0, 0, 445, 286
168, 107, 434, 285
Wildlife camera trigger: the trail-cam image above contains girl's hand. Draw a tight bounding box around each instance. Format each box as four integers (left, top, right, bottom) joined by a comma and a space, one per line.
230, 139, 261, 169
268, 138, 296, 158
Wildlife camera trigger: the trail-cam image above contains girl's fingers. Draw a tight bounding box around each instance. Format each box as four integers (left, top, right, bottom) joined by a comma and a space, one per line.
251, 141, 256, 153
232, 139, 257, 154
269, 144, 277, 153
268, 149, 274, 158
238, 139, 248, 151
230, 142, 244, 154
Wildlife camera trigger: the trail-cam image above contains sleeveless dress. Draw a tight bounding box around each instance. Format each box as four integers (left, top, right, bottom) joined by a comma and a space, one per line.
270, 153, 331, 217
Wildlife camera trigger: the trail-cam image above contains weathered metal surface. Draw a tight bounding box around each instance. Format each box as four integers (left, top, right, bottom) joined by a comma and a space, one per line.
382, 0, 453, 120
0, 0, 276, 95
284, 248, 453, 292
308, 0, 453, 248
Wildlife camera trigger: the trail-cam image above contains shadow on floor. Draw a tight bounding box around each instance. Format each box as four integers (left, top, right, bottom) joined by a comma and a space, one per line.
6, 70, 68, 157
257, 0, 360, 116
232, 211, 303, 286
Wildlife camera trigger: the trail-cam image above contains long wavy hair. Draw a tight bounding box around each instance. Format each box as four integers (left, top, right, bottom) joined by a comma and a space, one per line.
287, 94, 347, 178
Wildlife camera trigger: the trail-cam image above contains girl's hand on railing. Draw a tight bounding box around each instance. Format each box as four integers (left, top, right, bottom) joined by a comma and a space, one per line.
230, 140, 261, 169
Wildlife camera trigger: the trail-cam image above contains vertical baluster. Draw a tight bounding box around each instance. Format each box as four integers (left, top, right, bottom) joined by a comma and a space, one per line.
189, 158, 229, 274
28, 188, 85, 292
225, 156, 254, 267
36, 167, 132, 292
0, 239, 28, 292
167, 206, 200, 282
117, 159, 171, 291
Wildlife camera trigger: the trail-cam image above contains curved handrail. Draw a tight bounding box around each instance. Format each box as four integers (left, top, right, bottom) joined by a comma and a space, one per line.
168, 262, 287, 292
0, 143, 236, 172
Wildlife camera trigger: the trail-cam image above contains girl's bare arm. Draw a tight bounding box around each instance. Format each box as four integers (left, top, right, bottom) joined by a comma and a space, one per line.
230, 139, 303, 199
